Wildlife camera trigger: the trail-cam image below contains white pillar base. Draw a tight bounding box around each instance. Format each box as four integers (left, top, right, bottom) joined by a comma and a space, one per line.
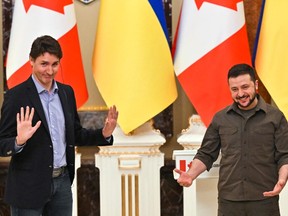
95, 122, 165, 216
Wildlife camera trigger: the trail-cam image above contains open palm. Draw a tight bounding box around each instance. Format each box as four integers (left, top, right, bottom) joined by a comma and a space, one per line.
16, 106, 41, 145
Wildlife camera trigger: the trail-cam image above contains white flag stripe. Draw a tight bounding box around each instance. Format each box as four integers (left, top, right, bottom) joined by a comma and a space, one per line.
173, 1, 245, 76
6, 2, 75, 79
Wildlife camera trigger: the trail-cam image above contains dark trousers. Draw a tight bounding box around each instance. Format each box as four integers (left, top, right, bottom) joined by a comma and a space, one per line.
11, 169, 72, 216
218, 196, 280, 216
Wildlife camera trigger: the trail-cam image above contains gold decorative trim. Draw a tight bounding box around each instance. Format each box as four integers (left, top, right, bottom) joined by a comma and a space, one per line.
77, 106, 109, 111
128, 175, 132, 216
122, 175, 126, 216
97, 145, 163, 156
121, 174, 140, 216
118, 156, 141, 170
99, 151, 162, 156
135, 175, 139, 216
181, 143, 201, 150
181, 114, 205, 134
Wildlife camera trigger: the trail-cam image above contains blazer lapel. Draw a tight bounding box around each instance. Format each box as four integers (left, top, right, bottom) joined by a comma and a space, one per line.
57, 85, 72, 129
25, 77, 50, 133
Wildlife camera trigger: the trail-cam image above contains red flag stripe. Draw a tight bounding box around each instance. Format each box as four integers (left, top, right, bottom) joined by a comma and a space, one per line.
6, 1, 88, 108
177, 26, 251, 126
180, 160, 186, 171
173, 0, 251, 126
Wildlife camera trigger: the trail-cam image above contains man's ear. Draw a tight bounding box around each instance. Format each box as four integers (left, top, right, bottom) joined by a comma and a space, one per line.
255, 80, 259, 92
29, 57, 34, 67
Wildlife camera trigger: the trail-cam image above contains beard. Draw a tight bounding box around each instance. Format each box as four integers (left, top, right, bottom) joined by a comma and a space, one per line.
235, 92, 257, 109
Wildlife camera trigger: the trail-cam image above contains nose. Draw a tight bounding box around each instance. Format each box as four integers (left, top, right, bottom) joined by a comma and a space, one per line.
237, 89, 245, 97
46, 65, 54, 75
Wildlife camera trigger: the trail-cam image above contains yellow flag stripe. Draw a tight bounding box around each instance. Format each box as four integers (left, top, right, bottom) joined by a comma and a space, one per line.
255, 0, 288, 118
92, 0, 177, 133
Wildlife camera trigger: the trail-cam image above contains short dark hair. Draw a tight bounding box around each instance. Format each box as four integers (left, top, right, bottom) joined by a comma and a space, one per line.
228, 63, 256, 82
29, 35, 63, 60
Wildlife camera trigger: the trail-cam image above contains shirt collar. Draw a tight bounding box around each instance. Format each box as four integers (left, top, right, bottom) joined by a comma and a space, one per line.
31, 75, 58, 94
227, 94, 267, 114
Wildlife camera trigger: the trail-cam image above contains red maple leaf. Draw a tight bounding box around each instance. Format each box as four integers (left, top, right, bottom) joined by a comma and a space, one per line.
23, 0, 73, 14
195, 0, 243, 11
188, 161, 192, 168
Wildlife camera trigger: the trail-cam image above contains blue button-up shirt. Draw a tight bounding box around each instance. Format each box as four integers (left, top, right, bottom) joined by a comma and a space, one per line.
32, 75, 66, 168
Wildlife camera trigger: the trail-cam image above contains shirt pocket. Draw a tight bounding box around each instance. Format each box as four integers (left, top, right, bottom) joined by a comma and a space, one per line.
253, 126, 274, 136
252, 126, 275, 153
219, 127, 239, 155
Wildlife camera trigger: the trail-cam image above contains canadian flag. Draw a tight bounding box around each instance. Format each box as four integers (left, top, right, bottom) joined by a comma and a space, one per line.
179, 160, 193, 172
173, 0, 251, 126
6, 0, 88, 108
173, 157, 193, 179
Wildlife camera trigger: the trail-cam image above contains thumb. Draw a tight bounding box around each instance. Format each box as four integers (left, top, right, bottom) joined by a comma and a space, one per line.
33, 121, 41, 131
173, 168, 183, 175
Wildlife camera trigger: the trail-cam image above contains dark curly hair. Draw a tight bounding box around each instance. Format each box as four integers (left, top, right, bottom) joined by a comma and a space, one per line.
228, 63, 256, 82
29, 35, 63, 60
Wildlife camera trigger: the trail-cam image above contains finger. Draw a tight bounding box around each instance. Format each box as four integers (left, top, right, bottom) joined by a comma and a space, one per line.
25, 106, 30, 120
110, 108, 115, 119
16, 112, 20, 124
29, 107, 35, 121
20, 107, 24, 122
111, 105, 115, 113
111, 105, 118, 119
111, 106, 116, 118
263, 188, 279, 197
104, 117, 109, 125
263, 191, 274, 197
106, 107, 112, 120
114, 109, 119, 120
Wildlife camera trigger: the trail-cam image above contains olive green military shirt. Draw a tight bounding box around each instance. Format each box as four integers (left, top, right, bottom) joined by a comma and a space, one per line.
195, 96, 288, 201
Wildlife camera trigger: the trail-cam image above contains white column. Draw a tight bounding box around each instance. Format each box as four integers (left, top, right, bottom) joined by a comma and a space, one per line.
95, 122, 165, 216
173, 149, 219, 216
72, 152, 82, 216
174, 115, 219, 216
280, 185, 288, 215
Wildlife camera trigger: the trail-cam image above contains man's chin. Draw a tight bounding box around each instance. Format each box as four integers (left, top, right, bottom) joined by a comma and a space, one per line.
236, 101, 250, 109
239, 104, 249, 109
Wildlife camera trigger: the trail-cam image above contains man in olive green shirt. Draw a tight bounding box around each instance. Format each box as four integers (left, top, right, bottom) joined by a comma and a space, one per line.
174, 63, 288, 216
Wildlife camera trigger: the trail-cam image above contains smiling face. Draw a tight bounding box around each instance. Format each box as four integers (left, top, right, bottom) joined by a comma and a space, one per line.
229, 73, 258, 110
30, 52, 60, 91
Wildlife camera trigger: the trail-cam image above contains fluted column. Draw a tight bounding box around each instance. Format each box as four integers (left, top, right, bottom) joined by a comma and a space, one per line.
95, 122, 165, 216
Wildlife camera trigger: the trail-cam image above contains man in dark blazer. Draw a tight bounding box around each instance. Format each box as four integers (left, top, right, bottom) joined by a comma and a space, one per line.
0, 35, 118, 216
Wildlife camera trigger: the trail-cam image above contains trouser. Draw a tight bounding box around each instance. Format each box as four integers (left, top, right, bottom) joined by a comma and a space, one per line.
11, 169, 72, 216
218, 196, 280, 216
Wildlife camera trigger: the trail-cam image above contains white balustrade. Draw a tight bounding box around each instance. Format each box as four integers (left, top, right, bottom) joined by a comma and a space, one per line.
95, 122, 165, 216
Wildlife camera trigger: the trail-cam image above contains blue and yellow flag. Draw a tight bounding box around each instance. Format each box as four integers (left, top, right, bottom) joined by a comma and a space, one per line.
254, 0, 288, 118
92, 0, 177, 133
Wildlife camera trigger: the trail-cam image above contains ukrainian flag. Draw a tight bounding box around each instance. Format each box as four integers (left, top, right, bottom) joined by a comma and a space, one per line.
92, 0, 177, 133
254, 0, 288, 118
